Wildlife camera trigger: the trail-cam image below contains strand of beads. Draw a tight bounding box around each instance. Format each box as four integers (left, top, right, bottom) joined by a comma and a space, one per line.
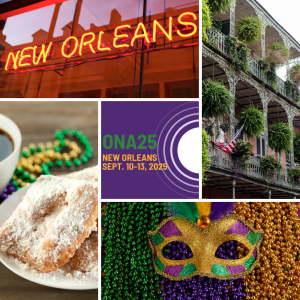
161, 241, 245, 300
11, 128, 93, 190
102, 202, 168, 300
234, 202, 300, 300
0, 182, 16, 203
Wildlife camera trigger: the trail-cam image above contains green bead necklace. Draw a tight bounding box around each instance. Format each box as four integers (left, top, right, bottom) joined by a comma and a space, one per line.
11, 128, 93, 190
102, 202, 168, 300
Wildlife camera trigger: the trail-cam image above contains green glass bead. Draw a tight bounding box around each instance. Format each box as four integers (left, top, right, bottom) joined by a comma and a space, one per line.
30, 147, 36, 154
59, 140, 66, 147
47, 161, 54, 168
71, 128, 77, 135
74, 158, 81, 166
29, 176, 37, 183
12, 180, 19, 187
22, 150, 29, 157
81, 155, 88, 163
16, 187, 21, 191
23, 172, 30, 179
15, 167, 24, 175
85, 152, 92, 158
37, 146, 43, 152
55, 159, 63, 167
53, 146, 60, 152
63, 128, 69, 135
65, 160, 72, 167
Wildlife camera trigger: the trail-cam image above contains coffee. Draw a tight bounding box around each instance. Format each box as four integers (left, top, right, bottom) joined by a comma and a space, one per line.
0, 129, 13, 162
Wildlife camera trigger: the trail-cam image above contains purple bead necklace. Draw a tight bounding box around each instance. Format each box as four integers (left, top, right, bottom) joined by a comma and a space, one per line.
161, 240, 246, 300
0, 181, 16, 204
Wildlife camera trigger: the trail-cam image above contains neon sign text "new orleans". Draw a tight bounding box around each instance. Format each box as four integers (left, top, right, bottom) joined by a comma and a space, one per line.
5, 12, 198, 71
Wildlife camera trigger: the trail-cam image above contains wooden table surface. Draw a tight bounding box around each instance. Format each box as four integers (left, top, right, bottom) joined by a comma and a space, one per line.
0, 101, 98, 299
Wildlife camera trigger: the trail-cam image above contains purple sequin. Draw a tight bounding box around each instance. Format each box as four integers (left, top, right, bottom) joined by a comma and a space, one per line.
164, 265, 184, 277
225, 221, 251, 236
226, 265, 246, 275
160, 221, 182, 238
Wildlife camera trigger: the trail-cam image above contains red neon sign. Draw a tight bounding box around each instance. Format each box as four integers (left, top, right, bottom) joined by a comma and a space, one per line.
5, 12, 198, 71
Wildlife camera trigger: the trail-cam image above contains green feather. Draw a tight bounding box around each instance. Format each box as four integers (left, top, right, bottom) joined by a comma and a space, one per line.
168, 202, 199, 223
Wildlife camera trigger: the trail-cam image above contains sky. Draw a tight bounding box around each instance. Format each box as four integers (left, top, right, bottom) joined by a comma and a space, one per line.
257, 0, 300, 79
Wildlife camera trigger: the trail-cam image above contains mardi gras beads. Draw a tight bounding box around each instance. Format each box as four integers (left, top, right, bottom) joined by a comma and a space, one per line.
102, 202, 168, 300
234, 202, 300, 300
11, 128, 93, 189
161, 241, 245, 300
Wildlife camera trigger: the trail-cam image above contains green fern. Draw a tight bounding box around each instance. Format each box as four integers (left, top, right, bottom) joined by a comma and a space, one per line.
202, 129, 210, 186
202, 77, 235, 118
236, 104, 264, 139
268, 121, 293, 154
202, 0, 212, 42
207, 0, 235, 14
236, 15, 262, 45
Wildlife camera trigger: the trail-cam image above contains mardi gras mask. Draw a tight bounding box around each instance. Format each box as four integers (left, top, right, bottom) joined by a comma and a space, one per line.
148, 215, 263, 280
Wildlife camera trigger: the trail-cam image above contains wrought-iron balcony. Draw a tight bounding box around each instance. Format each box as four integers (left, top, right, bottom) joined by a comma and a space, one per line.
206, 26, 296, 102
208, 146, 300, 191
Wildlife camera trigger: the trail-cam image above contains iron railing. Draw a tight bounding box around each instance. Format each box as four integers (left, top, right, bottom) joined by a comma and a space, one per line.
208, 147, 300, 191
206, 26, 293, 102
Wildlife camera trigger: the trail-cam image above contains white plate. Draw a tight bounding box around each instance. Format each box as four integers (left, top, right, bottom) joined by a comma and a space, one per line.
0, 185, 98, 290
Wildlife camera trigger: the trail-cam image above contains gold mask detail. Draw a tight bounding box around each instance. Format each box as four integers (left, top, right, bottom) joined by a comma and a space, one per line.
148, 215, 264, 280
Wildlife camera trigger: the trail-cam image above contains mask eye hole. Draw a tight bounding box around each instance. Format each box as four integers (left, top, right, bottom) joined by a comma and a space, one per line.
161, 241, 193, 260
215, 240, 249, 260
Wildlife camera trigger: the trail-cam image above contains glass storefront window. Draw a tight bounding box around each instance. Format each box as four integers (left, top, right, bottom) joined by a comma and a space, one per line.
0, 0, 199, 98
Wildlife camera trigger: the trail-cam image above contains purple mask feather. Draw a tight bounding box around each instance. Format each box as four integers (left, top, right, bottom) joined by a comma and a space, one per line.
210, 202, 236, 221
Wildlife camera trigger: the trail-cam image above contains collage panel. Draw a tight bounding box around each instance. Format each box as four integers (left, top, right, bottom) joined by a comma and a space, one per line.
102, 201, 300, 300
101, 101, 200, 199
202, 0, 300, 200
0, 0, 199, 98
0, 101, 98, 298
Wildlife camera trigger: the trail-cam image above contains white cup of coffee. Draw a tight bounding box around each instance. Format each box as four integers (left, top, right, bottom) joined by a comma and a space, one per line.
0, 114, 22, 194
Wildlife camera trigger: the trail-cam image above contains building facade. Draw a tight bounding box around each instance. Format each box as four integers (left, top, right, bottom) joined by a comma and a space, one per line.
0, 0, 199, 98
203, 0, 300, 198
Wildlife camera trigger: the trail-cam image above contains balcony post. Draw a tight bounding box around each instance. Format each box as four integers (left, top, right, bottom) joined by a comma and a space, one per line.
262, 96, 269, 155
229, 0, 236, 37
268, 189, 271, 199
288, 113, 294, 166
261, 26, 266, 59
232, 178, 236, 199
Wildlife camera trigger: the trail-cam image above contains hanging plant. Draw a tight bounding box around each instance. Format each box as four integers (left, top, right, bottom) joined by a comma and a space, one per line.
285, 80, 295, 98
258, 59, 271, 74
225, 36, 250, 73
236, 15, 262, 45
293, 132, 300, 163
202, 129, 211, 186
202, 0, 212, 42
268, 121, 293, 154
220, 123, 229, 133
207, 0, 235, 14
288, 63, 300, 87
258, 59, 278, 89
205, 125, 214, 136
288, 167, 300, 180
265, 42, 291, 68
202, 77, 235, 118
260, 154, 282, 175
231, 140, 254, 167
294, 89, 300, 103
236, 104, 264, 139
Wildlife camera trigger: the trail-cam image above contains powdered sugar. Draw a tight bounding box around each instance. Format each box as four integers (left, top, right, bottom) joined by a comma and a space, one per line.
65, 165, 98, 182
0, 175, 98, 273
